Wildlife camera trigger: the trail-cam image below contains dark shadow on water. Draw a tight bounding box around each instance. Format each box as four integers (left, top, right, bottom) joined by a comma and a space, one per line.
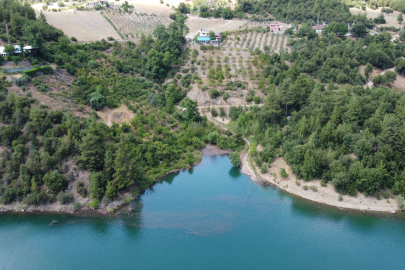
228, 167, 241, 178
188, 168, 194, 175
162, 172, 180, 185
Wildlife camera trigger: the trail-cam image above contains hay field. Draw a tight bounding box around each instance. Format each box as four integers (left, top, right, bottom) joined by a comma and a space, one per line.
39, 10, 120, 41
350, 7, 404, 28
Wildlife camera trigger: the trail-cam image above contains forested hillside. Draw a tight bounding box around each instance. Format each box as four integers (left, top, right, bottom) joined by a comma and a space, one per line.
222, 26, 405, 198
0, 1, 245, 208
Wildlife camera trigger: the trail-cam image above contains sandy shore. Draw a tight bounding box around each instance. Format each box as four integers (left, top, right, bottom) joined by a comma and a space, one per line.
241, 156, 399, 213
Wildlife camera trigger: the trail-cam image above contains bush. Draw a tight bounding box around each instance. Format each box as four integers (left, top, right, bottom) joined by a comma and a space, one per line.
253, 95, 260, 104
14, 75, 30, 87
107, 37, 115, 41
73, 202, 81, 210
398, 195, 405, 210
223, 92, 229, 101
279, 168, 289, 178
211, 107, 218, 117
260, 164, 267, 173
89, 198, 99, 209
229, 152, 242, 168
208, 88, 219, 99
71, 37, 77, 42
76, 181, 87, 198
123, 196, 133, 204
57, 190, 73, 204
27, 190, 48, 205
303, 185, 308, 190
44, 171, 68, 194
207, 131, 219, 144
23, 66, 53, 77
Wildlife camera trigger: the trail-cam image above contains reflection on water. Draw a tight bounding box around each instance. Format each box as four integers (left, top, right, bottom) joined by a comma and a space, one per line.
1, 155, 405, 269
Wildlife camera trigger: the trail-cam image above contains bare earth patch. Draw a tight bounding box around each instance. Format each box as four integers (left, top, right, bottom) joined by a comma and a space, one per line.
97, 104, 135, 127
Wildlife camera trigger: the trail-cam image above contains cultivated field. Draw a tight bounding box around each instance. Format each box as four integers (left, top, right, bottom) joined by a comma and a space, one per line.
38, 10, 121, 41
350, 7, 404, 28
101, 9, 172, 38
180, 43, 273, 109
224, 30, 290, 53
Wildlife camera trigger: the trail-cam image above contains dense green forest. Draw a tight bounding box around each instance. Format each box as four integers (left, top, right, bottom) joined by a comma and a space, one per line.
237, 0, 353, 23
0, 0, 63, 48
222, 29, 405, 197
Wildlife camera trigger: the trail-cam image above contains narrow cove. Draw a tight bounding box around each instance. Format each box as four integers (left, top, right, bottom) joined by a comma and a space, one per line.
1, 154, 405, 270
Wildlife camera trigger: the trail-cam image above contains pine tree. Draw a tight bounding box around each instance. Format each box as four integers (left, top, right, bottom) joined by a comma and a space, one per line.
398, 13, 404, 25
79, 126, 105, 171
262, 86, 281, 124
113, 134, 143, 190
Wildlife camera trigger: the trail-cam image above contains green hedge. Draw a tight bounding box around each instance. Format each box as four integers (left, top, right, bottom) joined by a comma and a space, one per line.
23, 65, 53, 77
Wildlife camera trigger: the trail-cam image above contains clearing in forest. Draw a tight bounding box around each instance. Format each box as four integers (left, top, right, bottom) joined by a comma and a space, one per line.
349, 7, 404, 28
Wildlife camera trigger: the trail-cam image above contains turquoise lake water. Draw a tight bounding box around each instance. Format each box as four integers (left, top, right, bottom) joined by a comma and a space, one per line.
1, 155, 405, 269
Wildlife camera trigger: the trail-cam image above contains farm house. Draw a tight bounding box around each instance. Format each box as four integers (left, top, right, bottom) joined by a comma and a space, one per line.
312, 25, 325, 34
198, 29, 211, 37
270, 24, 280, 31
0, 45, 37, 56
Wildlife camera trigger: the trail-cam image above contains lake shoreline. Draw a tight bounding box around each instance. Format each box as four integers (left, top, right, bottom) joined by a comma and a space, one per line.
240, 154, 400, 214
0, 145, 218, 216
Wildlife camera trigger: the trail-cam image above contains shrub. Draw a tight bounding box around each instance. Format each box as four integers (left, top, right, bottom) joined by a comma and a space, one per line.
310, 186, 318, 192
89, 198, 99, 209
107, 37, 115, 41
73, 202, 81, 210
23, 66, 53, 77
229, 152, 242, 168
398, 195, 405, 210
71, 37, 77, 42
76, 181, 87, 198
57, 190, 73, 204
211, 107, 218, 117
253, 95, 260, 104
14, 75, 30, 87
279, 168, 289, 178
207, 131, 219, 144
223, 92, 229, 101
44, 171, 68, 194
303, 185, 308, 190
27, 190, 48, 205
123, 196, 133, 204
208, 88, 219, 99
260, 164, 267, 173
